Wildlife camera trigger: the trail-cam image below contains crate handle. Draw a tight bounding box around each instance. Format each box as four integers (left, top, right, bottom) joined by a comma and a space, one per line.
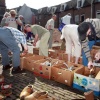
32, 68, 34, 70
58, 72, 62, 74
40, 72, 43, 74
65, 80, 68, 83
46, 68, 48, 70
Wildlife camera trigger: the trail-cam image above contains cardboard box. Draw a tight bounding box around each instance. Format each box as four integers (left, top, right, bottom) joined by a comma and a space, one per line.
52, 46, 60, 50
91, 49, 99, 60
73, 67, 100, 96
33, 58, 64, 79
51, 62, 84, 86
95, 71, 100, 79
20, 53, 33, 69
33, 48, 39, 55
56, 50, 65, 60
84, 91, 94, 100
63, 54, 82, 64
48, 49, 58, 59
23, 55, 46, 71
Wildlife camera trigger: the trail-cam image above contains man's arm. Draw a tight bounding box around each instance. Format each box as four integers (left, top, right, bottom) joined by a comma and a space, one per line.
16, 18, 23, 26
33, 34, 39, 46
81, 39, 93, 68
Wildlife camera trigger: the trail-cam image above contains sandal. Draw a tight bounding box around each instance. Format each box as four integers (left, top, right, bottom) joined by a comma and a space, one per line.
1, 89, 12, 97
1, 84, 12, 90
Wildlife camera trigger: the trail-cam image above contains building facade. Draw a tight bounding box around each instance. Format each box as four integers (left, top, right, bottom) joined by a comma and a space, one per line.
0, 0, 6, 22
36, 0, 100, 28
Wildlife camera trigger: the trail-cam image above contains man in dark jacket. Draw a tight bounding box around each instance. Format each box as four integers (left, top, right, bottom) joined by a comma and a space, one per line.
78, 20, 100, 69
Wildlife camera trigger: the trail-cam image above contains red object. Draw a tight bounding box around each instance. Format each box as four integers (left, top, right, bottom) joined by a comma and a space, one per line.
39, 66, 42, 70
1, 84, 12, 90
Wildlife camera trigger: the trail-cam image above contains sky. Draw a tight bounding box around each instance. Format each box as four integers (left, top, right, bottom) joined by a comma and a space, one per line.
6, 0, 71, 9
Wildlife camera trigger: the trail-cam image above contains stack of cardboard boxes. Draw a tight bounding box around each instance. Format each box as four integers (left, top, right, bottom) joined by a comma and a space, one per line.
20, 45, 100, 96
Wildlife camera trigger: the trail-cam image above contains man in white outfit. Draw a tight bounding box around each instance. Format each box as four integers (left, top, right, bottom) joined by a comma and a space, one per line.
61, 13, 72, 25
45, 14, 57, 49
61, 24, 81, 64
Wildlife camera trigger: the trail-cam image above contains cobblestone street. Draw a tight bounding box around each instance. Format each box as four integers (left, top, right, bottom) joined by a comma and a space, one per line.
3, 70, 86, 100
0, 42, 100, 100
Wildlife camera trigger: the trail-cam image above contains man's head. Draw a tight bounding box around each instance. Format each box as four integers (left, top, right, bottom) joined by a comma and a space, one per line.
78, 22, 91, 41
10, 10, 17, 17
19, 15, 24, 20
52, 14, 57, 21
24, 24, 31, 33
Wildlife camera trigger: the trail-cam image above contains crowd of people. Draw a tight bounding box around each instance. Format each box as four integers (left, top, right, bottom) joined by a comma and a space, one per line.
0, 9, 100, 75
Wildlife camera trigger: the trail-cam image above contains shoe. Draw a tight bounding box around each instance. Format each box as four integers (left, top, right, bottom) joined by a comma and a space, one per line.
0, 88, 12, 97
20, 85, 34, 100
3, 64, 12, 70
25, 91, 48, 100
1, 84, 12, 90
11, 66, 24, 74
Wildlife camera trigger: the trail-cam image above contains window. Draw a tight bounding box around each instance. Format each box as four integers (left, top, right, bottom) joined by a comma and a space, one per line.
80, 14, 85, 22
60, 3, 67, 11
96, 10, 100, 19
77, 0, 82, 8
75, 15, 79, 24
38, 9, 42, 14
39, 15, 41, 19
47, 7, 51, 12
61, 5, 64, 11
77, 0, 85, 8
51, 7, 57, 14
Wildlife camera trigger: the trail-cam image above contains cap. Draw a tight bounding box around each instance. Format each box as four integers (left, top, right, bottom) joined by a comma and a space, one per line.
78, 22, 89, 41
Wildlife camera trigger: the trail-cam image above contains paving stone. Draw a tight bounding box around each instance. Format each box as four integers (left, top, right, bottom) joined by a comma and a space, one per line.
1, 69, 99, 100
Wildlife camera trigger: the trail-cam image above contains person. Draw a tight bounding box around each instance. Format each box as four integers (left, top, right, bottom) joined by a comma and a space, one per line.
78, 20, 100, 69
0, 12, 10, 27
58, 13, 73, 32
5, 10, 22, 29
61, 13, 73, 25
17, 15, 25, 52
45, 14, 57, 49
59, 13, 74, 50
61, 24, 81, 64
26, 32, 34, 42
24, 24, 50, 57
0, 26, 28, 74
17, 15, 25, 31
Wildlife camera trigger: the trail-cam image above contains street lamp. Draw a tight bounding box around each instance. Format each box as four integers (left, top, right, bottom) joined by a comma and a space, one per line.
91, 0, 94, 18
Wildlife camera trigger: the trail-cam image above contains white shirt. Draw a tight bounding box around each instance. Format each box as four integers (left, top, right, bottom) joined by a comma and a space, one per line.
45, 18, 54, 30
61, 15, 71, 25
5, 16, 22, 29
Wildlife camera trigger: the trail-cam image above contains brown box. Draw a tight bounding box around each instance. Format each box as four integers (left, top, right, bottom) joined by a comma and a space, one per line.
33, 48, 39, 55
20, 53, 33, 69
52, 46, 60, 50
95, 71, 100, 79
51, 62, 84, 86
33, 59, 64, 79
84, 67, 100, 77
63, 54, 82, 64
23, 55, 46, 71
91, 48, 99, 60
84, 91, 94, 100
48, 49, 58, 59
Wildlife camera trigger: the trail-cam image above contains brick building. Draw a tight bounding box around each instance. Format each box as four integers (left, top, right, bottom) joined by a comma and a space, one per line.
36, 0, 100, 28
0, 0, 6, 22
